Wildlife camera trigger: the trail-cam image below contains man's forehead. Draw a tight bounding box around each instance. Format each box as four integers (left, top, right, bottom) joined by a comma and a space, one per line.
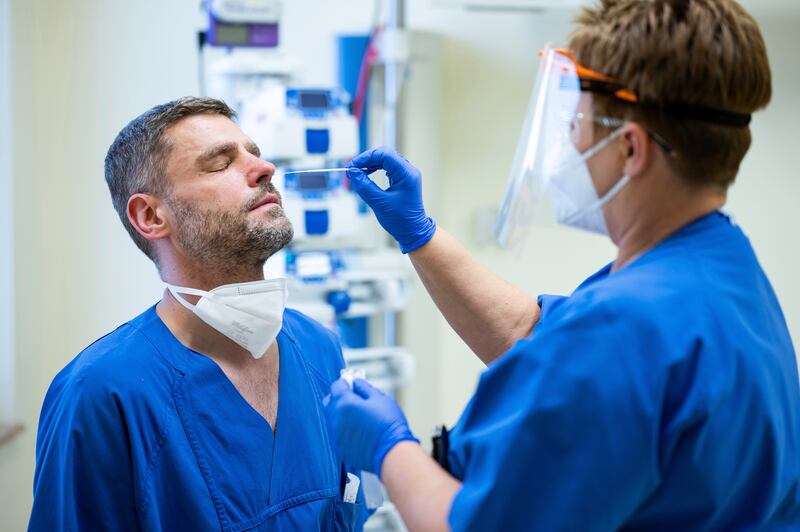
166, 113, 247, 152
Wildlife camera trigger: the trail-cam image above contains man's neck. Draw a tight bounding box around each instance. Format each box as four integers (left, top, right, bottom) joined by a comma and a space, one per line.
155, 258, 268, 363
160, 262, 266, 292
612, 187, 726, 272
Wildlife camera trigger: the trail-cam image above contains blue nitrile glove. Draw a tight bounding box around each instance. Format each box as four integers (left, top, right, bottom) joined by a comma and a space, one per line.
347, 147, 436, 253
323, 378, 419, 477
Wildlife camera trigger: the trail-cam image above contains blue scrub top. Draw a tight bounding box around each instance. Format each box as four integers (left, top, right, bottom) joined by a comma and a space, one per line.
447, 212, 800, 530
30, 307, 368, 531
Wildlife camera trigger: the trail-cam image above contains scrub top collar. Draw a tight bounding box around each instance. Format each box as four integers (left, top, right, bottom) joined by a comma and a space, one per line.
128, 305, 298, 375
579, 210, 730, 291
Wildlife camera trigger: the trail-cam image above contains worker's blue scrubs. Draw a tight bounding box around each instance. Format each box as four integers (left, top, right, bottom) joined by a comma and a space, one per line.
447, 211, 800, 530
30, 307, 368, 531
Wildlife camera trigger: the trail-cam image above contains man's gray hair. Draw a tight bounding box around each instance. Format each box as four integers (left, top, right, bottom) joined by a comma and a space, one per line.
104, 96, 236, 263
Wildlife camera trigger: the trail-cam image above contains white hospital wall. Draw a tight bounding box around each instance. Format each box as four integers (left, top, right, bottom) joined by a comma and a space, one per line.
405, 2, 800, 424
728, 12, 800, 362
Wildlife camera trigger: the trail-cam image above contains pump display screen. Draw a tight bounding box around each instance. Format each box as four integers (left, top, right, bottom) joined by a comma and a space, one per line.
214, 24, 250, 45
300, 92, 329, 110
298, 173, 328, 191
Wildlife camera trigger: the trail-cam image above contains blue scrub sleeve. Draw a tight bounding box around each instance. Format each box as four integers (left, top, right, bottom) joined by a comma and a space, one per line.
30, 380, 139, 531
537, 294, 566, 322
448, 299, 663, 531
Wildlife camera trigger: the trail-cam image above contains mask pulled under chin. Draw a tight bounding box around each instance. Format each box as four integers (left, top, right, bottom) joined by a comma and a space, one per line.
166, 278, 288, 359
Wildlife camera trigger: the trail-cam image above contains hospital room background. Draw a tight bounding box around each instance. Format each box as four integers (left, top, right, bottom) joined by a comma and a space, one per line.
0, 0, 798, 530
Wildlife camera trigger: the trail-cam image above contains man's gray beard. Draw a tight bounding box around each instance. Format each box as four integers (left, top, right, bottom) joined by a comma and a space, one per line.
167, 191, 294, 268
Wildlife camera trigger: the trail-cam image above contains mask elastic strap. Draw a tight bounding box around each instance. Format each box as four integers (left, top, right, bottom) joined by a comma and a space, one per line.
581, 127, 631, 214
166, 284, 211, 312
594, 173, 631, 210
550, 126, 625, 177
562, 174, 631, 225
560, 127, 631, 226
580, 126, 625, 162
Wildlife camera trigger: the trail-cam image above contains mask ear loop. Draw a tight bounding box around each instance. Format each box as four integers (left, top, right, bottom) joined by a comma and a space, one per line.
165, 284, 215, 312
561, 173, 631, 226
580, 174, 631, 214
549, 125, 625, 177
581, 125, 626, 161
560, 127, 630, 225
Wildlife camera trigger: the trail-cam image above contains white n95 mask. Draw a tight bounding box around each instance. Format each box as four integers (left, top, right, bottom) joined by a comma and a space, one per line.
543, 127, 629, 236
166, 279, 288, 359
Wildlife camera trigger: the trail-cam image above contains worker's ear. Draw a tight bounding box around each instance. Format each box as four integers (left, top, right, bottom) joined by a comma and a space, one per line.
620, 122, 652, 180
127, 193, 171, 243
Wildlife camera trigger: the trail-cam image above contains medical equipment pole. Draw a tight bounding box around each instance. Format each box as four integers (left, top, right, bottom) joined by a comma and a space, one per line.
384, 0, 403, 150
382, 0, 404, 348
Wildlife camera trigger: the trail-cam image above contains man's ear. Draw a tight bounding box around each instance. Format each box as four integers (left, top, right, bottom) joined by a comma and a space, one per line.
127, 193, 170, 243
621, 123, 653, 180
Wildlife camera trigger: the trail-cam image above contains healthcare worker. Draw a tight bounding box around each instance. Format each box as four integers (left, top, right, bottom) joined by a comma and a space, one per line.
30, 97, 368, 531
324, 0, 800, 530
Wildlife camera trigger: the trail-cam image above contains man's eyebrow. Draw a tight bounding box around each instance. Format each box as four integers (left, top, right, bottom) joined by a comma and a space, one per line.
245, 142, 261, 158
196, 142, 238, 166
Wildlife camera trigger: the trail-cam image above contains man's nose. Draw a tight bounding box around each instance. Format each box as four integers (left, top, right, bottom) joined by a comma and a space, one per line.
247, 156, 275, 188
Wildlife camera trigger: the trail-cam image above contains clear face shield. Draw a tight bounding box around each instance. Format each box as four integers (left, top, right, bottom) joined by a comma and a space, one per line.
494, 45, 632, 252
494, 45, 754, 252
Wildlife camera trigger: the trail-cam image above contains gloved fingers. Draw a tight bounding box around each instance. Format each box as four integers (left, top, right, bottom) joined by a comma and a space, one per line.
352, 378, 380, 399
349, 148, 384, 175
346, 168, 387, 202
330, 377, 355, 397
351, 147, 419, 187
374, 148, 419, 187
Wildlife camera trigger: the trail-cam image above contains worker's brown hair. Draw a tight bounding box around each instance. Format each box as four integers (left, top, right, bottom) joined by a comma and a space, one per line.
569, 0, 772, 188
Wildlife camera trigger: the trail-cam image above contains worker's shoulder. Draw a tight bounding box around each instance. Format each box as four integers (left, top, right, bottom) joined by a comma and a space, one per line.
50, 307, 175, 404
599, 258, 703, 307
554, 230, 765, 349
540, 256, 712, 350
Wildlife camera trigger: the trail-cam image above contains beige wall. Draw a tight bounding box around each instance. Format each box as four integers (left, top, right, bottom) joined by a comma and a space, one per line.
1, 1, 799, 531
0, 0, 15, 423
1, 1, 198, 530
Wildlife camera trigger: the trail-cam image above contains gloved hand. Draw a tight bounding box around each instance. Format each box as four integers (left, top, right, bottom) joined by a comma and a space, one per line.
347, 147, 436, 254
323, 377, 419, 476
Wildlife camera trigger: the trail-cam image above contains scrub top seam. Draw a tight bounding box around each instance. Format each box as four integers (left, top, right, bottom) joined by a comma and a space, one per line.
279, 310, 300, 345
171, 377, 232, 531
306, 362, 336, 393
137, 372, 184, 523
127, 318, 187, 375
263, 333, 288, 510
229, 487, 340, 532
296, 347, 340, 471
71, 324, 127, 361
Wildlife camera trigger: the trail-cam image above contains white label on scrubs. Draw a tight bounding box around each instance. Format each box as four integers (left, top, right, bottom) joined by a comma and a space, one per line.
343, 472, 360, 504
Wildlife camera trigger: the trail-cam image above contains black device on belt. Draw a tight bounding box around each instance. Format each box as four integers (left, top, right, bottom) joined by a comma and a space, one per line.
431, 424, 451, 474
